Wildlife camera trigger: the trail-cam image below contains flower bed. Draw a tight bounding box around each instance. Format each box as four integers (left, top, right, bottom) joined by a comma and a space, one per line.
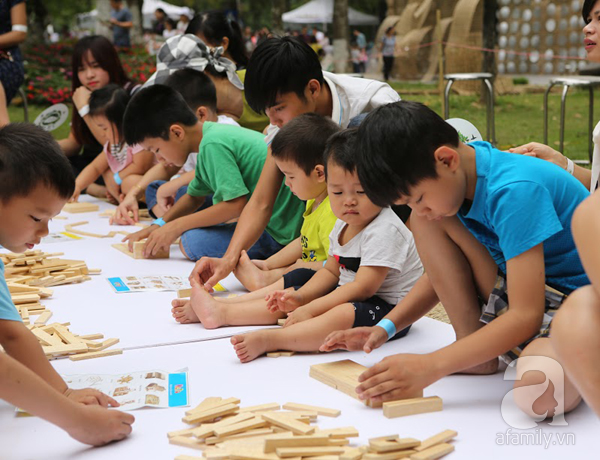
21, 40, 156, 106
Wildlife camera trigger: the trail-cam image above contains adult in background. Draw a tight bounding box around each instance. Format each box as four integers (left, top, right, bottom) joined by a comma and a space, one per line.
58, 36, 138, 197
380, 26, 396, 81
177, 13, 191, 33
152, 8, 167, 36
353, 29, 366, 51
186, 11, 249, 69
0, 0, 26, 126
109, 0, 133, 48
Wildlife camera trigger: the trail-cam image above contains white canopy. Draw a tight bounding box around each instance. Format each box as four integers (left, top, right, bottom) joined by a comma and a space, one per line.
282, 0, 379, 26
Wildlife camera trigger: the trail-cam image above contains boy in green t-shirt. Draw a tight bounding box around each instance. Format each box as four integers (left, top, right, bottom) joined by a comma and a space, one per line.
123, 85, 304, 261
171, 114, 341, 325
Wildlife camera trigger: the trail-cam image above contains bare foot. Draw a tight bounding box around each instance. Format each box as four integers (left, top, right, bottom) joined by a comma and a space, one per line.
190, 280, 226, 329
231, 331, 273, 363
233, 250, 270, 291
458, 357, 499, 375
171, 298, 199, 324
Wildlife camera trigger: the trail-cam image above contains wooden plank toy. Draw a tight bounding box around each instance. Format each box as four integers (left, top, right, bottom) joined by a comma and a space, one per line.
62, 202, 100, 213
282, 402, 340, 418
382, 397, 443, 419
409, 443, 454, 460
413, 430, 457, 453
111, 241, 170, 259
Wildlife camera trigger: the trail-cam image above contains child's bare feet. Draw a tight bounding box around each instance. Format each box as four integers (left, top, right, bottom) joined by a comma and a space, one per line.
231, 331, 273, 363
190, 280, 226, 329
234, 250, 270, 291
171, 298, 199, 324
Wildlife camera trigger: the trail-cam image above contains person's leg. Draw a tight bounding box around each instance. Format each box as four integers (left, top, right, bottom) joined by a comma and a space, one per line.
145, 180, 167, 218
121, 174, 143, 196
218, 278, 285, 304
179, 223, 238, 261
551, 285, 600, 416
411, 214, 499, 374
245, 231, 285, 260
231, 303, 356, 362
0, 83, 10, 126
512, 337, 582, 419
234, 250, 287, 291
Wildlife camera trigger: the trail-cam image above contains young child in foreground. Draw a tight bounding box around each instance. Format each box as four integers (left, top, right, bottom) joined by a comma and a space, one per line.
183, 129, 423, 362
321, 101, 590, 418
0, 124, 134, 445
71, 84, 155, 203
171, 113, 340, 321
122, 84, 304, 260
232, 113, 340, 292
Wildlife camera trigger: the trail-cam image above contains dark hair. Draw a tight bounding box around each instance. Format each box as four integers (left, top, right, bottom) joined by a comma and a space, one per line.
355, 101, 459, 207
165, 18, 176, 29
164, 69, 217, 112
323, 129, 358, 178
71, 36, 131, 145
124, 85, 198, 145
271, 113, 340, 175
245, 36, 324, 113
0, 124, 75, 201
583, 0, 596, 22
186, 11, 248, 67
89, 84, 130, 143
156, 8, 166, 16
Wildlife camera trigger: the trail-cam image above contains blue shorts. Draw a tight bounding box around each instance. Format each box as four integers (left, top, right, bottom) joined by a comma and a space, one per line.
180, 223, 284, 261
145, 181, 213, 218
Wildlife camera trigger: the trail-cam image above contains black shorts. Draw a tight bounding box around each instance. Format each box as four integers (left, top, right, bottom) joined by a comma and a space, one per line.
283, 268, 317, 289
351, 295, 411, 341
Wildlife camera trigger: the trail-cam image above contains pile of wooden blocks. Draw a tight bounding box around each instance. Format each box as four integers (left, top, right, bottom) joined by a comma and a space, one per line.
168, 397, 457, 460
1, 250, 97, 288
29, 321, 121, 361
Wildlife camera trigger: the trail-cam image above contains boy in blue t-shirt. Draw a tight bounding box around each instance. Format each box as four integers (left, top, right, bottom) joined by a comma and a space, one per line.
322, 101, 589, 419
0, 124, 134, 446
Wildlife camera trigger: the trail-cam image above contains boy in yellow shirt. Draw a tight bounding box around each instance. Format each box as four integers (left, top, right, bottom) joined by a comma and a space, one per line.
172, 114, 340, 323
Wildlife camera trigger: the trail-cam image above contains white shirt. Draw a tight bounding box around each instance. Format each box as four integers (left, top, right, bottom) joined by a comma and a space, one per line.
264, 71, 401, 144
180, 115, 240, 173
591, 121, 600, 191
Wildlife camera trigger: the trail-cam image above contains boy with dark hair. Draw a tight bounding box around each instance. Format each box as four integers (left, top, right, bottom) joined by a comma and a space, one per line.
0, 124, 134, 446
190, 35, 402, 293
231, 113, 340, 291
123, 85, 304, 261
322, 101, 589, 418
178, 129, 421, 363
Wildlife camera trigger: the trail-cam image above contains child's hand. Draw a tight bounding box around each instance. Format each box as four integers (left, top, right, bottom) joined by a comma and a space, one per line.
356, 353, 440, 404
67, 405, 134, 446
123, 225, 156, 251
143, 224, 179, 258
64, 388, 120, 407
284, 306, 313, 326
70, 184, 82, 203
106, 191, 119, 205
265, 288, 303, 313
156, 184, 176, 213
111, 193, 139, 225
320, 326, 388, 353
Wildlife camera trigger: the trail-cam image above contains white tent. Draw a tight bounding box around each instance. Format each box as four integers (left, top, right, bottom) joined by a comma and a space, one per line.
282, 0, 379, 26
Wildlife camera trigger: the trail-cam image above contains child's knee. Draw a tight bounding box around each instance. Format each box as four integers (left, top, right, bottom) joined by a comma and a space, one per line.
552, 286, 600, 340
179, 240, 192, 261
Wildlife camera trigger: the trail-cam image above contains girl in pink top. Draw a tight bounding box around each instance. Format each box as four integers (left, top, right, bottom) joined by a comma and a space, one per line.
71, 84, 154, 203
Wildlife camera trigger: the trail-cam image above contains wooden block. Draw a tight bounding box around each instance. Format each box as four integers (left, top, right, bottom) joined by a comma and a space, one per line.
382, 397, 443, 419
186, 397, 241, 415
183, 402, 239, 425
7, 283, 40, 294
78, 333, 104, 340
52, 325, 83, 344
277, 318, 286, 326
175, 456, 204, 460
316, 427, 359, 438
283, 402, 340, 417
34, 310, 53, 326
88, 268, 102, 275
38, 288, 53, 298
167, 427, 196, 439
133, 241, 169, 259
260, 412, 315, 435
43, 342, 89, 355
11, 293, 41, 304
276, 446, 345, 457
213, 416, 267, 438
192, 413, 254, 439
62, 202, 99, 213
205, 428, 275, 445
240, 403, 280, 413
68, 348, 123, 361
31, 327, 64, 346
95, 338, 120, 351
409, 443, 454, 460
364, 451, 417, 460
169, 435, 204, 450
413, 430, 457, 452
264, 435, 331, 453
370, 438, 421, 453
178, 288, 192, 298
309, 360, 379, 408
20, 307, 29, 324
307, 456, 339, 460
341, 447, 364, 460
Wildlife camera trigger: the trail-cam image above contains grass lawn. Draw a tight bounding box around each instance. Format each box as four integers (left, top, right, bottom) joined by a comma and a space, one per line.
9, 82, 598, 163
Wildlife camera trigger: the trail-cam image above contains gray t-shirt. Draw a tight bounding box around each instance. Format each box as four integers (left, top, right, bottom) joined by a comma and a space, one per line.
111, 7, 132, 47
328, 207, 423, 304
381, 36, 396, 57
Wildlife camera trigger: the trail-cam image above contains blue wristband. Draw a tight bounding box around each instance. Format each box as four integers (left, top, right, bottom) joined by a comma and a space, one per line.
153, 217, 166, 227
113, 172, 122, 185
376, 318, 396, 340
